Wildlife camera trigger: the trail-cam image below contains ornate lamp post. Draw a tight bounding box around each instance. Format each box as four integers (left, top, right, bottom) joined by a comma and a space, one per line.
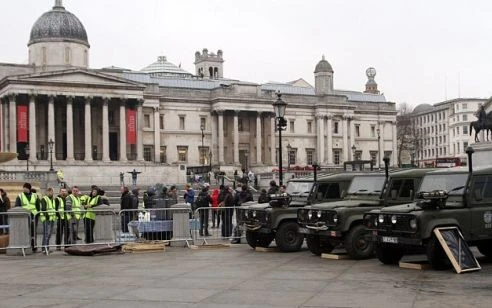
25, 143, 30, 171
273, 92, 287, 186
200, 124, 205, 168
48, 138, 55, 172
377, 128, 381, 170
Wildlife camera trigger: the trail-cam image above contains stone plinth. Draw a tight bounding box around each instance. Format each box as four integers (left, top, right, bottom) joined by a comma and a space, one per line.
6, 207, 33, 256
471, 142, 492, 168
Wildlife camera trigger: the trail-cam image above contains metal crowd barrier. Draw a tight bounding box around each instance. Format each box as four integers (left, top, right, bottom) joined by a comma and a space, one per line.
193, 206, 245, 245
0, 211, 33, 256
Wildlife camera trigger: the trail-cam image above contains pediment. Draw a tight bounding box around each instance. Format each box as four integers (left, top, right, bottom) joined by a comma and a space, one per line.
10, 69, 144, 89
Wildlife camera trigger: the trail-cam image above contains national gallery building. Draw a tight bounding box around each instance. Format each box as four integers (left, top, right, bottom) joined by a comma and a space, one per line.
0, 1, 397, 185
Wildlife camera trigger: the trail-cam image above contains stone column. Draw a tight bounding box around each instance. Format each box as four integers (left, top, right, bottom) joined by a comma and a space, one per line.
316, 114, 325, 164
342, 116, 349, 162
119, 100, 127, 162
28, 95, 37, 161
153, 107, 160, 162
8, 94, 16, 153
0, 101, 4, 152
65, 96, 75, 162
136, 100, 144, 161
47, 96, 55, 161
326, 114, 333, 165
233, 111, 239, 165
217, 110, 224, 164
378, 121, 384, 168
84, 97, 92, 162
270, 115, 276, 164
211, 111, 218, 165
392, 121, 398, 166
256, 112, 262, 165
102, 98, 110, 162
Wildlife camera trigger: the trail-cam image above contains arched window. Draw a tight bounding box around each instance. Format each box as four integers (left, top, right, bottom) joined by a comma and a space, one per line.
214, 67, 219, 78
209, 67, 213, 78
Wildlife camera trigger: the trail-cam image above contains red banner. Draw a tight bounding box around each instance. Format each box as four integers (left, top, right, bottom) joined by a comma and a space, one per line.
17, 105, 28, 143
126, 109, 136, 145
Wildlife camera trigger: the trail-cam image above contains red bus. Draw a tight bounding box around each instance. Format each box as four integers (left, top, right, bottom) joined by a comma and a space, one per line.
435, 157, 462, 168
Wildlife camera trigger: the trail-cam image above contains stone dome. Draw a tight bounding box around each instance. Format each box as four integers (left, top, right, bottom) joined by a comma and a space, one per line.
28, 2, 89, 47
413, 104, 433, 114
314, 55, 333, 73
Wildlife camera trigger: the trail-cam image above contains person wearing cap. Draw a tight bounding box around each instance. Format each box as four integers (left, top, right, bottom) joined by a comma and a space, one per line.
15, 182, 40, 251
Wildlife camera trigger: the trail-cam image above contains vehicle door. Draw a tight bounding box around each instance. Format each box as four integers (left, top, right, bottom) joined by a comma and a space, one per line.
469, 174, 492, 241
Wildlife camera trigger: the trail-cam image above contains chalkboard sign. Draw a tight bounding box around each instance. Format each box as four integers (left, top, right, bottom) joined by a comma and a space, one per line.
433, 227, 481, 273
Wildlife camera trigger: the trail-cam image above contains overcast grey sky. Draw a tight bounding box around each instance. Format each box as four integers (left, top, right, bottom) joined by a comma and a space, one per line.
1, 0, 492, 107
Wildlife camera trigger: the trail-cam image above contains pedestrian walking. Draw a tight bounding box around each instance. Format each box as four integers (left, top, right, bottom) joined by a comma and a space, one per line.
0, 188, 11, 234
40, 187, 56, 253
120, 186, 133, 233
83, 187, 102, 243
55, 187, 70, 248
15, 183, 40, 251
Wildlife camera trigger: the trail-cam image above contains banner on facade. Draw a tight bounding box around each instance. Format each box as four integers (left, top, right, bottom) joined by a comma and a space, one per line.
126, 109, 136, 145
17, 105, 28, 142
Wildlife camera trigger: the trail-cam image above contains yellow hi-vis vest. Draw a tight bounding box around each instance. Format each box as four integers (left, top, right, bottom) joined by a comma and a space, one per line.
40, 196, 56, 222
19, 193, 38, 216
69, 195, 82, 220
56, 197, 70, 220
85, 195, 100, 220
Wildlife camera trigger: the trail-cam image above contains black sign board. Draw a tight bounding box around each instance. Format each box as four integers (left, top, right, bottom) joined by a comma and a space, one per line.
433, 227, 481, 273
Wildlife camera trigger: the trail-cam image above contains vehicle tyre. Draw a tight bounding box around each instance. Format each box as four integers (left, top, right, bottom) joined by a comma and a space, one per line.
246, 231, 274, 249
477, 240, 492, 258
306, 235, 334, 256
344, 224, 374, 259
375, 244, 404, 265
426, 234, 452, 270
275, 221, 304, 252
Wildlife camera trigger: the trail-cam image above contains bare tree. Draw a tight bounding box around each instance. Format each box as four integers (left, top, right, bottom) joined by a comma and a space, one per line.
396, 103, 414, 167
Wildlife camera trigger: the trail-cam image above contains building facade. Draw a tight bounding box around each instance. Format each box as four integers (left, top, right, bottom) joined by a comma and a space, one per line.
0, 1, 397, 185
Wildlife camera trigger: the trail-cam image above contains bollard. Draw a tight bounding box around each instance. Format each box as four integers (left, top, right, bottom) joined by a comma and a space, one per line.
6, 207, 32, 256
171, 204, 192, 247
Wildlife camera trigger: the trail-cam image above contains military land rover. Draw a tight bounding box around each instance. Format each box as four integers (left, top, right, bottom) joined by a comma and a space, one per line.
237, 172, 359, 252
365, 161, 492, 269
298, 166, 434, 259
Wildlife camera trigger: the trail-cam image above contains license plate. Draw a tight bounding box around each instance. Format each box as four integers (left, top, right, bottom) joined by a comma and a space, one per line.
381, 236, 398, 244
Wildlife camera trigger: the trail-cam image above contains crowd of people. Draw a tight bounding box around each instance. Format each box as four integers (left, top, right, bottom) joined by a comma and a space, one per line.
3, 182, 110, 253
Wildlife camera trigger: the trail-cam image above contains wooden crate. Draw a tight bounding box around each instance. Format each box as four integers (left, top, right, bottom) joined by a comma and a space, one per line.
254, 247, 277, 252
190, 244, 230, 250
122, 241, 167, 253
321, 252, 350, 260
399, 260, 431, 270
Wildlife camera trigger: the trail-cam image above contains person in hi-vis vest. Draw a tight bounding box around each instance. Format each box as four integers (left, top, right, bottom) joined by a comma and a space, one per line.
14, 182, 40, 251
55, 187, 71, 248
40, 187, 56, 253
84, 187, 102, 243
65, 186, 82, 243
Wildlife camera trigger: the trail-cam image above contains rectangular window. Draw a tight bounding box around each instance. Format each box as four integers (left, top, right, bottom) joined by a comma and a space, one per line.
177, 146, 188, 162
463, 141, 468, 150
443, 147, 446, 155
355, 125, 360, 137
463, 114, 468, 121
462, 103, 467, 110
159, 115, 164, 130
143, 146, 152, 162
456, 127, 460, 135
238, 119, 243, 132
456, 104, 460, 111
160, 146, 167, 163
288, 148, 297, 166
306, 149, 314, 165
371, 125, 375, 137
463, 125, 468, 135
334, 122, 339, 134
355, 151, 362, 161
144, 114, 151, 128
200, 117, 206, 130
333, 150, 340, 165
370, 151, 377, 166
307, 121, 313, 134
179, 116, 185, 130
443, 135, 446, 143
457, 143, 460, 154
289, 120, 295, 133
109, 110, 115, 126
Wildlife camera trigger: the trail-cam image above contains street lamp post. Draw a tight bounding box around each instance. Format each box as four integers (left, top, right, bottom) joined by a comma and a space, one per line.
377, 128, 381, 170
200, 124, 205, 168
48, 138, 55, 172
312, 162, 319, 183
25, 143, 30, 171
351, 144, 356, 160
273, 91, 287, 186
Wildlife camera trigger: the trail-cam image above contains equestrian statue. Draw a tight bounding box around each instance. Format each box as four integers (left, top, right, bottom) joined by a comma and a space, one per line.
470, 104, 492, 142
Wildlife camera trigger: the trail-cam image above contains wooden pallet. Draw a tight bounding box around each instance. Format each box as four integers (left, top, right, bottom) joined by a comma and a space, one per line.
122, 241, 167, 253
255, 247, 277, 252
190, 243, 231, 250
321, 252, 349, 260
399, 260, 431, 270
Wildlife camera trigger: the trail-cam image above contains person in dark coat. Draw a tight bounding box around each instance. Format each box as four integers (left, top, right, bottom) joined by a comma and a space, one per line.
196, 187, 211, 236
267, 180, 279, 195
220, 186, 235, 238
0, 188, 11, 234
231, 185, 253, 243
120, 186, 133, 233
258, 189, 269, 204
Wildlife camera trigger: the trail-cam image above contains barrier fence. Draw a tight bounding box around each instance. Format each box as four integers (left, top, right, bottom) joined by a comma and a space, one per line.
0, 205, 246, 255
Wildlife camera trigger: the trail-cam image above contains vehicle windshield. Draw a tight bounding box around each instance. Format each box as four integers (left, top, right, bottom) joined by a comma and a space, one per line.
286, 181, 314, 196
418, 173, 468, 195
347, 176, 385, 194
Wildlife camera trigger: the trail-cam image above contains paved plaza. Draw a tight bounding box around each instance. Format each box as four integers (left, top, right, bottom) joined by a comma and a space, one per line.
1, 244, 492, 308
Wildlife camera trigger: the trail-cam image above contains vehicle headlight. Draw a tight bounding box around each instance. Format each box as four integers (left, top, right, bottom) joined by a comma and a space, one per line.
308, 210, 313, 219
378, 214, 384, 223
374, 217, 378, 227
409, 218, 417, 229
391, 215, 397, 224
252, 211, 257, 218
333, 214, 338, 223
317, 211, 322, 218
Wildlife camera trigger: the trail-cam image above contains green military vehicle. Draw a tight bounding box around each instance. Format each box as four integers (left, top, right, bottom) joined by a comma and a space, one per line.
298, 165, 434, 259
237, 172, 358, 252
365, 157, 492, 269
